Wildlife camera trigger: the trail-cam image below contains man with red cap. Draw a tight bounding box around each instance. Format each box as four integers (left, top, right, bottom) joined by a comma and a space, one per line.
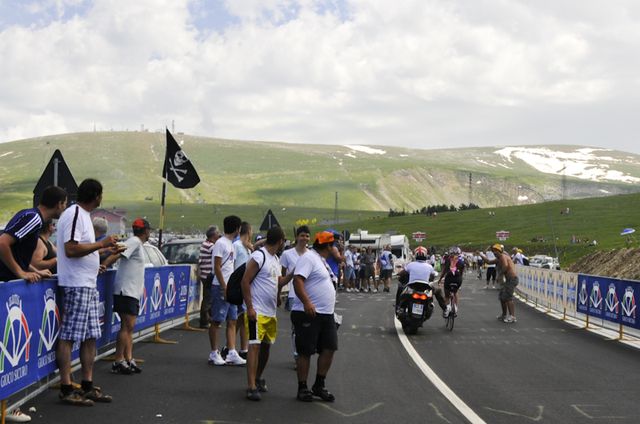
105, 218, 152, 374
291, 231, 339, 402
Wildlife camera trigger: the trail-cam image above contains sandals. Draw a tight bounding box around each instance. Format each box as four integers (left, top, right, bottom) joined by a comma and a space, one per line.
312, 386, 335, 402
81, 387, 113, 403
59, 390, 94, 407
296, 388, 313, 402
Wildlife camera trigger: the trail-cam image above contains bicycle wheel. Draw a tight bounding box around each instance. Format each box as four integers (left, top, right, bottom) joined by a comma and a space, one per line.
446, 312, 455, 331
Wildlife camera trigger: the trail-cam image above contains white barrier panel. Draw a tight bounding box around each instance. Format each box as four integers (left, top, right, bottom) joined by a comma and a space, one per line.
515, 266, 578, 318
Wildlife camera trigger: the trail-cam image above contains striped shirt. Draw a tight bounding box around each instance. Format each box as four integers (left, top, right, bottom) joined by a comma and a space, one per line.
198, 240, 215, 279
0, 208, 43, 281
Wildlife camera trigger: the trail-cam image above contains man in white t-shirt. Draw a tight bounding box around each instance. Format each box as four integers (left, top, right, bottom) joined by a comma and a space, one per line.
106, 218, 152, 375
485, 249, 497, 288
232, 221, 255, 360
208, 215, 246, 366
280, 226, 310, 360
241, 227, 292, 401
56, 179, 121, 406
378, 244, 394, 293
343, 245, 356, 292
292, 231, 339, 403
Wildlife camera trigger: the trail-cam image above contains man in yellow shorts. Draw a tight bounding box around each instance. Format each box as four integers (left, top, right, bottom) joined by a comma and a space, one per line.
241, 226, 293, 401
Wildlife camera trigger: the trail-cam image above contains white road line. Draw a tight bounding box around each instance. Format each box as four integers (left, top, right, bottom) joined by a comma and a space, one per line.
394, 317, 487, 424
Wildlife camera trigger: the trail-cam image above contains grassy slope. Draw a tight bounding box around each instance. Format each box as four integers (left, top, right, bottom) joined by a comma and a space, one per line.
332, 192, 640, 267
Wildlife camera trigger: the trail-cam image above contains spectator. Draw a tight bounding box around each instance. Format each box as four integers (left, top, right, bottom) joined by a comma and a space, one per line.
92, 217, 111, 265
207, 215, 246, 366
242, 226, 292, 401
485, 248, 497, 289
363, 247, 376, 292
107, 218, 152, 375
480, 244, 519, 323
197, 225, 220, 328
280, 226, 311, 362
343, 245, 356, 292
292, 231, 339, 403
378, 244, 394, 293
232, 221, 255, 360
0, 186, 67, 283
56, 179, 120, 405
30, 219, 58, 274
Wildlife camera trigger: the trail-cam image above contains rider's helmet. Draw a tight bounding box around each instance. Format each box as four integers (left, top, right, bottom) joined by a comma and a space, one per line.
449, 246, 462, 255
414, 246, 428, 260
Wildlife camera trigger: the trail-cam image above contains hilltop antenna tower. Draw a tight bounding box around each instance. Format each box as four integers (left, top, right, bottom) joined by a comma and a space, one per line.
468, 172, 473, 205
334, 192, 339, 225
561, 163, 567, 200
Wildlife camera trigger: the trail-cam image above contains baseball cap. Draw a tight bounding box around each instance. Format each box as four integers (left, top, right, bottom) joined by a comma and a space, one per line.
132, 218, 151, 230
314, 231, 335, 244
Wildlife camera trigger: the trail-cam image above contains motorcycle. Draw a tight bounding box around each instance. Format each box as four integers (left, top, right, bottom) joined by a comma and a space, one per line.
395, 279, 435, 335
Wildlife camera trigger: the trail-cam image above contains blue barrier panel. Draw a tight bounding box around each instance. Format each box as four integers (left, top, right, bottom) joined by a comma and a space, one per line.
0, 265, 190, 400
577, 274, 639, 330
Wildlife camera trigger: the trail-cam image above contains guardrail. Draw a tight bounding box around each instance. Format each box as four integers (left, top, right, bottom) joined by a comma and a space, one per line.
515, 266, 640, 341
0, 265, 198, 411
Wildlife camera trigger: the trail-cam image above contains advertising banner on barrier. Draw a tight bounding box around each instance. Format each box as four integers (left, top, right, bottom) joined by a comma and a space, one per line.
0, 265, 190, 400
577, 274, 639, 330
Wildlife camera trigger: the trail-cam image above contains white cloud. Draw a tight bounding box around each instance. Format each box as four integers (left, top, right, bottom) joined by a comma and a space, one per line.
1, 0, 640, 153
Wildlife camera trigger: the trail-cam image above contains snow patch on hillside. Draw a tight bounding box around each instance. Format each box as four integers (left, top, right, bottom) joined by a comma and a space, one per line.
0, 151, 13, 158
344, 153, 357, 159
495, 147, 640, 183
476, 159, 497, 167
345, 145, 386, 155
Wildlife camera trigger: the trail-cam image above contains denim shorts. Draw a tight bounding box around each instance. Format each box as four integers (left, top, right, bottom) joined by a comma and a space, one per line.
210, 284, 238, 323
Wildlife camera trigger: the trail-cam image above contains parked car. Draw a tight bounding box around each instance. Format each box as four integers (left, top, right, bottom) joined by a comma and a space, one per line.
111, 242, 168, 269
529, 255, 560, 270
161, 238, 203, 265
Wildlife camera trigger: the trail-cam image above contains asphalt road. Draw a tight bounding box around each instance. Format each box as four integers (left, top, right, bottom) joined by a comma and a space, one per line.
23, 274, 640, 424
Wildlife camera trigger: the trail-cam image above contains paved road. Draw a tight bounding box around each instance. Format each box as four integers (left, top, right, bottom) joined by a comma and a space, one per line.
25, 275, 640, 423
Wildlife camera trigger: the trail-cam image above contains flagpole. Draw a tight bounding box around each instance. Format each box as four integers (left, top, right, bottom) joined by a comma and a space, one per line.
158, 176, 167, 249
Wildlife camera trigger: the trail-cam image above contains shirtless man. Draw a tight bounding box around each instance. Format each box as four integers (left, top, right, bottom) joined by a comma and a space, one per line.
479, 244, 519, 323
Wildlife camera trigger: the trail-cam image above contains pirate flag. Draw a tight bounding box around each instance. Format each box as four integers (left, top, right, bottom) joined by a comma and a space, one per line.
163, 129, 200, 189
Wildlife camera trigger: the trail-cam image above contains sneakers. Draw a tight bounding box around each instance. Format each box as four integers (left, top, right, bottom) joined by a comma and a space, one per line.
208, 350, 225, 366
383, 287, 390, 293
503, 315, 517, 323
256, 378, 268, 393
246, 388, 261, 401
220, 346, 229, 360
239, 350, 248, 360
372, 288, 378, 293
225, 350, 247, 366
81, 386, 112, 403
111, 360, 133, 375
127, 359, 142, 374
496, 314, 506, 321
443, 304, 451, 318
312, 385, 335, 402
5, 408, 31, 422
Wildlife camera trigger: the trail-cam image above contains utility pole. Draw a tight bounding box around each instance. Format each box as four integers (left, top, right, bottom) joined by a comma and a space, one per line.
334, 192, 339, 225
469, 172, 473, 205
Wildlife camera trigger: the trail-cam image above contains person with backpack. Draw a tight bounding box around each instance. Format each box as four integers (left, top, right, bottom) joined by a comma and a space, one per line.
378, 244, 394, 293
241, 226, 293, 401
207, 215, 246, 366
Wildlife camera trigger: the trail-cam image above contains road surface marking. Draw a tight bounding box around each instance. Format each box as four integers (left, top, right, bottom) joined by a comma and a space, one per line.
571, 404, 626, 419
394, 317, 487, 424
315, 402, 383, 417
484, 405, 544, 421
429, 403, 453, 423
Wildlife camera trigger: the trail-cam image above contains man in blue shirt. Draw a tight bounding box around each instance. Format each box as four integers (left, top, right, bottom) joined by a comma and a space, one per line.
0, 186, 67, 282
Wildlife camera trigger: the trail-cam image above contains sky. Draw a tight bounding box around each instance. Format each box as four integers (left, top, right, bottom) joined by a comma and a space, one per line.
1, 0, 640, 153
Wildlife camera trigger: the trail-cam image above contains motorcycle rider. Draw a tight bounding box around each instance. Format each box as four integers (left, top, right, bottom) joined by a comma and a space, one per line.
396, 246, 438, 311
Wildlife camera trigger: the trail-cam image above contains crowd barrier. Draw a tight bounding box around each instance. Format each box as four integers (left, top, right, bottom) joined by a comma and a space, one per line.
515, 266, 640, 340
0, 265, 194, 402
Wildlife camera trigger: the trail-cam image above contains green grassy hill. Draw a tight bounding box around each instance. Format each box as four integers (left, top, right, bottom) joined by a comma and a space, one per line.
331, 192, 640, 266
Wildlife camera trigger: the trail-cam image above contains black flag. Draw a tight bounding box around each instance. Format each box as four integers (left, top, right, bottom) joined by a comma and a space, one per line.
33, 149, 78, 207
163, 129, 200, 189
260, 209, 281, 231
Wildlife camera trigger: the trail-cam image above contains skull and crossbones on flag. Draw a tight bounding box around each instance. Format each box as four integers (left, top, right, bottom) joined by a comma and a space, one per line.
164, 129, 200, 189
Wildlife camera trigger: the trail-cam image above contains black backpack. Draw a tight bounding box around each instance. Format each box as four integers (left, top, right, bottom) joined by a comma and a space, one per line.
226, 249, 266, 306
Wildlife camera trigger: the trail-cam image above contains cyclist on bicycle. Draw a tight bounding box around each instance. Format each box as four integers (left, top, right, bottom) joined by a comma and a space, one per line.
437, 247, 465, 318
396, 246, 437, 308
